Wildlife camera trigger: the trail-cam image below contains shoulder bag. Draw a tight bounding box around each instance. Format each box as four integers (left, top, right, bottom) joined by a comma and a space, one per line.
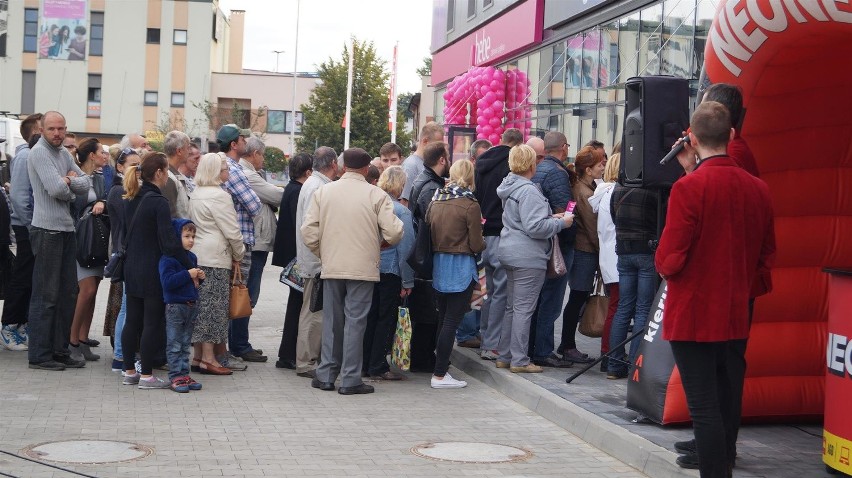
407, 213, 433, 280
546, 236, 568, 279
75, 202, 111, 268
308, 273, 324, 313
229, 266, 252, 319
579, 270, 608, 338
104, 193, 150, 282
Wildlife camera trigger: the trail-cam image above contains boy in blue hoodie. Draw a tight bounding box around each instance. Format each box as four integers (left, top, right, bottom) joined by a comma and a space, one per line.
159, 219, 205, 393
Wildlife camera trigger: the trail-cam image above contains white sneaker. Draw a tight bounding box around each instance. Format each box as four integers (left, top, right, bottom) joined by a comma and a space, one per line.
16, 324, 28, 347
431, 373, 468, 389
1, 325, 27, 351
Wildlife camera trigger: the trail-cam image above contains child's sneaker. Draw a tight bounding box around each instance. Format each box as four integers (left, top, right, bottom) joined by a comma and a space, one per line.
1, 324, 26, 351
170, 377, 190, 393
111, 358, 124, 372
138, 376, 169, 390
185, 376, 202, 391
122, 372, 140, 385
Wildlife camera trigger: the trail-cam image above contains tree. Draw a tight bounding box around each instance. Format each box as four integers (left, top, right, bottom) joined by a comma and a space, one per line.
397, 92, 415, 122
297, 38, 411, 156
264, 146, 288, 174
416, 56, 432, 77
192, 99, 268, 140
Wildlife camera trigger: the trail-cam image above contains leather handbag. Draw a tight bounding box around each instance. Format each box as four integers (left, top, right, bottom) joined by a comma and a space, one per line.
229, 267, 252, 319
546, 236, 568, 279
579, 271, 608, 338
308, 273, 324, 313
407, 219, 433, 280
75, 203, 110, 268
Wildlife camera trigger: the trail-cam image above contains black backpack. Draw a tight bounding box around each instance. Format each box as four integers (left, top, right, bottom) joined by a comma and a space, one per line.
75, 203, 110, 268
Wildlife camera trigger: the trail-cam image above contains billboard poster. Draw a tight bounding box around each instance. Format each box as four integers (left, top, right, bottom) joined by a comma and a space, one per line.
38, 0, 88, 60
0, 0, 8, 57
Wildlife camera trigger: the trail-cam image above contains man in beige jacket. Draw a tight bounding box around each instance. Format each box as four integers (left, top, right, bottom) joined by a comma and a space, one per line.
301, 148, 404, 395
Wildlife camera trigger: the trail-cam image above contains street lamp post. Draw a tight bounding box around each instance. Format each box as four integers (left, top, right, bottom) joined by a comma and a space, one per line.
272, 50, 285, 73
290, 0, 300, 156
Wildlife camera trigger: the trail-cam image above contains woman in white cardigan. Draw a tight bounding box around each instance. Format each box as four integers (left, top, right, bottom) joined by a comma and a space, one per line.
189, 153, 246, 375
588, 152, 621, 373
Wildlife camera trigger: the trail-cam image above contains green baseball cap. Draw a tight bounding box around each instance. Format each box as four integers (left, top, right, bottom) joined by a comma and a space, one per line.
216, 124, 251, 145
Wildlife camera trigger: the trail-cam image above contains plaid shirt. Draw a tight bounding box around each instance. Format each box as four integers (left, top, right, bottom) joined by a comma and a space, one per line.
221, 157, 262, 246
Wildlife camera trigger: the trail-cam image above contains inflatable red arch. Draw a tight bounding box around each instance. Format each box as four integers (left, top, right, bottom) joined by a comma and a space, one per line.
630, 0, 852, 424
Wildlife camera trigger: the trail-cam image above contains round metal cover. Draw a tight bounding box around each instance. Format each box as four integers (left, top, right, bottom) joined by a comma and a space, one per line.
22, 440, 153, 464
411, 441, 533, 464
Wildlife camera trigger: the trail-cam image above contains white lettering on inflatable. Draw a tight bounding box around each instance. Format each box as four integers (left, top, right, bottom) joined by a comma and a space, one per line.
748, 0, 789, 31
823, 0, 852, 23
826, 332, 852, 377
644, 287, 666, 343
711, 0, 850, 76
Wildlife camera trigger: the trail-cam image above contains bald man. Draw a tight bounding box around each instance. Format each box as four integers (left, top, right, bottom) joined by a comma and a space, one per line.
526, 137, 546, 164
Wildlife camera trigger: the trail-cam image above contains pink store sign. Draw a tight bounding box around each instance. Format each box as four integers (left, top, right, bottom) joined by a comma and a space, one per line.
43, 0, 86, 19
432, 0, 543, 85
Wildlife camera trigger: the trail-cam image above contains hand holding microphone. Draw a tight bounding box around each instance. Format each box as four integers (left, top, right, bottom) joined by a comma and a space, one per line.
660, 129, 697, 173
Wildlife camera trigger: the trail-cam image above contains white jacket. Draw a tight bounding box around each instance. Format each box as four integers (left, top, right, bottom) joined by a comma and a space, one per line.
239, 159, 284, 252
189, 185, 246, 269
588, 181, 618, 284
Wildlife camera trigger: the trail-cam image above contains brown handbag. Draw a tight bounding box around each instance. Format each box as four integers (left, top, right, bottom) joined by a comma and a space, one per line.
229, 267, 252, 319
546, 236, 568, 279
579, 271, 608, 338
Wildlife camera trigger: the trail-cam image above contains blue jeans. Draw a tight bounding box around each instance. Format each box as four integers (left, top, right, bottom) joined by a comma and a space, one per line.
228, 245, 253, 356
608, 253, 657, 373
27, 228, 78, 364
166, 302, 198, 381
530, 246, 574, 360
114, 290, 127, 360
456, 309, 480, 342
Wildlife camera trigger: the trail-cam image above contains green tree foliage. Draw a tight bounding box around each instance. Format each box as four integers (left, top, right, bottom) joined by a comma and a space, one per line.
264, 146, 288, 174
397, 92, 415, 122
297, 38, 411, 156
416, 57, 432, 77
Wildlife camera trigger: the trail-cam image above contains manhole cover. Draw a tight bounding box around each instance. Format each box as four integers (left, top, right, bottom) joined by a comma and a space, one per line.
22, 440, 153, 464
411, 441, 533, 463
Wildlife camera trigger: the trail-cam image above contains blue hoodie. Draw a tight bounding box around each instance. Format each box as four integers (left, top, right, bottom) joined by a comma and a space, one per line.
159, 218, 199, 304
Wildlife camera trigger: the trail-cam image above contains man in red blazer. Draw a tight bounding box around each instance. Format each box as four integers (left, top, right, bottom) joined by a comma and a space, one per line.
656, 101, 776, 478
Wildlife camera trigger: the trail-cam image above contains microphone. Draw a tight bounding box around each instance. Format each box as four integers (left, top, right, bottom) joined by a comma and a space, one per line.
659, 135, 691, 166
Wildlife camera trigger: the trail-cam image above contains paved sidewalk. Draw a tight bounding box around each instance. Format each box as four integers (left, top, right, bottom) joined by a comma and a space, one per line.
452, 325, 828, 478
0, 260, 646, 477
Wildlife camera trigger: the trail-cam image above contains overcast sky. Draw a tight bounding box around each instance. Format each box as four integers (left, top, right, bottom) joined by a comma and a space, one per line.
218, 0, 434, 94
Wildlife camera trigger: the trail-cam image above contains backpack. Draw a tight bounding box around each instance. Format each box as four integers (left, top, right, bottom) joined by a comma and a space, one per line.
75, 203, 110, 268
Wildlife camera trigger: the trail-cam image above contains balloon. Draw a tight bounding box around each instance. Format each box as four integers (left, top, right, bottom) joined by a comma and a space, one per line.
492, 100, 504, 111
489, 117, 501, 127
525, 120, 533, 128
482, 108, 494, 119
481, 125, 493, 136
489, 133, 501, 144
484, 92, 496, 104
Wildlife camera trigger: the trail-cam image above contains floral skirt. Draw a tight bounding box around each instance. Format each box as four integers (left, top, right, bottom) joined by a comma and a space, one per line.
191, 266, 231, 344
102, 281, 123, 339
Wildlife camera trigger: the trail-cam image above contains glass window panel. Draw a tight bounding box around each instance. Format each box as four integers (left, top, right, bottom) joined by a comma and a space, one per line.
662, 0, 696, 78
467, 0, 476, 18
171, 93, 185, 107
564, 113, 580, 161
91, 12, 104, 24
564, 35, 582, 104
618, 11, 640, 83
447, 0, 455, 31
526, 51, 541, 109
144, 91, 158, 105
91, 39, 103, 56
24, 23, 37, 36
580, 30, 600, 89
91, 25, 104, 39
547, 44, 565, 104
694, 0, 715, 80
600, 21, 619, 87
23, 37, 37, 52
174, 29, 187, 45
25, 9, 38, 21
638, 3, 664, 76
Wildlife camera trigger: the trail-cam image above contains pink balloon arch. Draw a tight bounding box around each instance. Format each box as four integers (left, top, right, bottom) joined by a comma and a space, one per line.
442, 66, 532, 144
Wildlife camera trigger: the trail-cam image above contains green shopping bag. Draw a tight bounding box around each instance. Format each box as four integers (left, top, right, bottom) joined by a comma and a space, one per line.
391, 299, 412, 371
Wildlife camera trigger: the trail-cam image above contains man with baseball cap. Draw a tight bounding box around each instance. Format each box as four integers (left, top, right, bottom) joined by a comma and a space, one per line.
215, 124, 264, 365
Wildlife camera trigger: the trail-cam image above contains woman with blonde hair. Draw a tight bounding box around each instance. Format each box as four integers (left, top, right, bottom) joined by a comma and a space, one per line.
189, 153, 245, 375
362, 166, 416, 380
426, 159, 486, 389
495, 145, 574, 373
588, 152, 621, 373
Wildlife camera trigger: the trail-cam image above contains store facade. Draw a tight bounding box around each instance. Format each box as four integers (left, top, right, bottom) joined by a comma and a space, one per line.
431, 0, 718, 154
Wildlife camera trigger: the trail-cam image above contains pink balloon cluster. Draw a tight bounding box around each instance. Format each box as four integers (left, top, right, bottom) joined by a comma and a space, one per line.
505, 69, 532, 138
442, 66, 507, 145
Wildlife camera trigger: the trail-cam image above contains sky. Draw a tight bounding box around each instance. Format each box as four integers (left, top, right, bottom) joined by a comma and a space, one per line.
217, 0, 434, 95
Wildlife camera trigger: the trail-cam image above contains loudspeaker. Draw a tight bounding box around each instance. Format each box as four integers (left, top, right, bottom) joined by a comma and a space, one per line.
620, 76, 690, 188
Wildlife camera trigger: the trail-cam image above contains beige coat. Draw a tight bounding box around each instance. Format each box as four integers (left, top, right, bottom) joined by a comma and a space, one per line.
239, 159, 284, 252
189, 185, 245, 269
300, 172, 403, 282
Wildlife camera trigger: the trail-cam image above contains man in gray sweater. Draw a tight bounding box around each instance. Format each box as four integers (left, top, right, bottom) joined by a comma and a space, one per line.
26, 111, 91, 371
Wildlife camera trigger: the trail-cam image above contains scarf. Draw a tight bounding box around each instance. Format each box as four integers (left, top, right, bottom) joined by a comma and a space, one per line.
432, 183, 476, 202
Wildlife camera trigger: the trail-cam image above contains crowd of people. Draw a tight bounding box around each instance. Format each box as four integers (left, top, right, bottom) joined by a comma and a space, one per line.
0, 83, 772, 477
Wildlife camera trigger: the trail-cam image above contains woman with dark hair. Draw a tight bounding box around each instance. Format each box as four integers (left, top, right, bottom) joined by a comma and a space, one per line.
271, 153, 313, 369
68, 137, 108, 362
50, 25, 70, 58
558, 145, 606, 364
121, 152, 192, 388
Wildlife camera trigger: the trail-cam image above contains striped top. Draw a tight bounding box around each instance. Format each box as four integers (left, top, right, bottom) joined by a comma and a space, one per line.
27, 136, 91, 232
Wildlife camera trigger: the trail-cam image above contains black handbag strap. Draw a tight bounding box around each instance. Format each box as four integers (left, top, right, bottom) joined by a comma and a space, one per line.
121, 192, 152, 251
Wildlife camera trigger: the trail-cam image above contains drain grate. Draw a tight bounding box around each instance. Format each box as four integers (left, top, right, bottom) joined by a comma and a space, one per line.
411, 441, 533, 464
22, 440, 153, 465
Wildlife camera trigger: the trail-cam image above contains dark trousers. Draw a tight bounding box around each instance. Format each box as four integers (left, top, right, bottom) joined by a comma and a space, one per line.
363, 273, 401, 376
670, 339, 746, 478
122, 295, 166, 375
558, 289, 590, 352
2, 225, 34, 326
434, 282, 474, 377
277, 286, 303, 363
27, 228, 78, 364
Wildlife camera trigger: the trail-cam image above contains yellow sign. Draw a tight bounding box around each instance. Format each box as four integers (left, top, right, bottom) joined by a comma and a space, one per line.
824, 429, 852, 474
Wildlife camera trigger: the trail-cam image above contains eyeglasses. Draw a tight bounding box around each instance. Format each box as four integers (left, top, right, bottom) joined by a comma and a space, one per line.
116, 147, 136, 165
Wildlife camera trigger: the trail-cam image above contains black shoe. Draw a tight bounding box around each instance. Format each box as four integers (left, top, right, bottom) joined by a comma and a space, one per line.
239, 350, 268, 363
311, 378, 335, 391
599, 356, 609, 372
275, 359, 296, 369
674, 439, 696, 455
296, 369, 316, 379
532, 354, 573, 368
676, 453, 699, 470
338, 383, 374, 395
606, 369, 628, 380
28, 360, 66, 371
53, 354, 85, 368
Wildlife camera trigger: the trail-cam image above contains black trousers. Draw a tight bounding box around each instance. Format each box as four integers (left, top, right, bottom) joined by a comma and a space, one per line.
2, 226, 34, 326
277, 286, 303, 363
434, 282, 474, 377
558, 289, 590, 352
670, 339, 746, 478
122, 295, 166, 375
362, 274, 401, 376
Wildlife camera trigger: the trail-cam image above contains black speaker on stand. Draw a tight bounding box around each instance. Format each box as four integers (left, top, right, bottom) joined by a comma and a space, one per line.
620, 76, 690, 189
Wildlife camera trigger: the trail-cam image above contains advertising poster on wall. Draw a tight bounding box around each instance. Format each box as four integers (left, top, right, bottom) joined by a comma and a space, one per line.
38, 0, 88, 60
0, 0, 8, 57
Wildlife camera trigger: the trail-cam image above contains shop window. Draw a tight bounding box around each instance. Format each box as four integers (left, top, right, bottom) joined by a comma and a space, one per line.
661, 0, 695, 79
174, 29, 187, 45
171, 92, 185, 107
694, 1, 716, 80
144, 91, 158, 106
21, 71, 36, 114
601, 21, 619, 87
467, 0, 475, 19
87, 75, 101, 118
580, 30, 601, 90
90, 12, 104, 56
23, 9, 38, 52
147, 28, 160, 44
618, 11, 640, 81
447, 0, 455, 32
638, 3, 663, 76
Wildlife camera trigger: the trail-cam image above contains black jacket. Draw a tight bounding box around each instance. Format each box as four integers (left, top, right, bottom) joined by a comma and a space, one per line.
408, 166, 444, 231
106, 173, 126, 252
271, 179, 303, 267
70, 171, 106, 220
123, 182, 192, 299
474, 144, 511, 236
